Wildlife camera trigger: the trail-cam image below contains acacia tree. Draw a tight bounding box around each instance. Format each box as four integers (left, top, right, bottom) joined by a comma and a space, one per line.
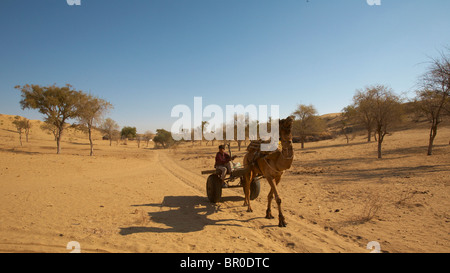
100, 118, 120, 146
16, 84, 82, 154
12, 116, 31, 147
121, 126, 137, 139
351, 89, 377, 142
292, 104, 326, 148
76, 93, 112, 156
353, 85, 403, 158
416, 48, 450, 155
153, 129, 174, 148
372, 86, 403, 158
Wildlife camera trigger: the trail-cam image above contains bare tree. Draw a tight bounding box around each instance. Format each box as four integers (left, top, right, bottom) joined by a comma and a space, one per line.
76, 93, 112, 156
416, 48, 450, 155
143, 130, 155, 147
16, 84, 82, 154
445, 98, 450, 116
414, 90, 449, 155
136, 134, 142, 148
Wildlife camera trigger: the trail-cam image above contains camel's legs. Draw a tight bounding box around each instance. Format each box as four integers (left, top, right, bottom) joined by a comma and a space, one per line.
266, 188, 274, 219
266, 175, 286, 227
274, 176, 286, 227
243, 171, 254, 212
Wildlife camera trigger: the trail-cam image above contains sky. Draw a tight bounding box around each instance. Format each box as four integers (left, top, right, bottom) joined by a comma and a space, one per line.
1, 0, 450, 133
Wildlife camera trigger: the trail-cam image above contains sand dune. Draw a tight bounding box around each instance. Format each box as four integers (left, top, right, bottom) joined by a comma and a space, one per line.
0, 114, 449, 253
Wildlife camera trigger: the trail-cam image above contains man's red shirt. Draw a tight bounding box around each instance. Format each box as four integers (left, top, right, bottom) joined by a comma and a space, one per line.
215, 152, 231, 167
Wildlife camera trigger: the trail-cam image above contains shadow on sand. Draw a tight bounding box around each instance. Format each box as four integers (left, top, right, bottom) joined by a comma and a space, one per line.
0, 147, 41, 155
119, 195, 248, 235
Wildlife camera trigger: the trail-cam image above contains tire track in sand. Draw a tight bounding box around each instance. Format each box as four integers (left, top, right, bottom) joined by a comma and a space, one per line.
154, 150, 296, 252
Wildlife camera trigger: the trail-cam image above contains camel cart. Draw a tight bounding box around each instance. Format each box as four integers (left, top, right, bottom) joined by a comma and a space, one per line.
201, 166, 262, 203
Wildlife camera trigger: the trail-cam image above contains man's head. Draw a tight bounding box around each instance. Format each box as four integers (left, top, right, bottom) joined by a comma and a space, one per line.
218, 145, 225, 153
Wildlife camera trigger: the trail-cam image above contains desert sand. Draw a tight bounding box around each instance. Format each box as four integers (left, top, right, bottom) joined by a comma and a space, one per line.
0, 113, 449, 253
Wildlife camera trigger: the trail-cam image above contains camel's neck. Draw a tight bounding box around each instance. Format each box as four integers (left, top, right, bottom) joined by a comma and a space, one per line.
273, 139, 293, 172
280, 139, 293, 159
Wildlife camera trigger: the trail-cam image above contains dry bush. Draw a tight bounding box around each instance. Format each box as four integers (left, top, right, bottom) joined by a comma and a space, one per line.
349, 193, 383, 225
395, 190, 416, 206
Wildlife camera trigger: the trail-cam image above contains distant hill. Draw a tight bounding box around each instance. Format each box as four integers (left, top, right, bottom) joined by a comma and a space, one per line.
319, 102, 450, 139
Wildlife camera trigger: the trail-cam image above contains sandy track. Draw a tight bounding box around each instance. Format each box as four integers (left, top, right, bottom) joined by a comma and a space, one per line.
157, 150, 366, 253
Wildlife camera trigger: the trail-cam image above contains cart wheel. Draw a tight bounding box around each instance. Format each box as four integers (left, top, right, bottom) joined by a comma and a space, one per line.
249, 176, 261, 200
206, 174, 222, 203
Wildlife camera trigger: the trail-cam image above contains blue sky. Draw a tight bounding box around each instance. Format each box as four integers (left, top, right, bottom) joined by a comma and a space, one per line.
1, 0, 449, 133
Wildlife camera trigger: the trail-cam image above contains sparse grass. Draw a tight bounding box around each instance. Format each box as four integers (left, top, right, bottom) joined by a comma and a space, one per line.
395, 190, 416, 206
348, 193, 383, 225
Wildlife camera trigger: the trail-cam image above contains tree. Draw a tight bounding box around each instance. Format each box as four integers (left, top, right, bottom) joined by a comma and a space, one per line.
414, 90, 448, 155
16, 84, 82, 154
136, 134, 142, 148
416, 48, 450, 155
76, 93, 112, 156
201, 120, 208, 146
351, 89, 377, 142
121, 126, 137, 139
341, 106, 356, 144
12, 116, 31, 147
353, 85, 403, 158
153, 129, 174, 148
229, 113, 247, 151
236, 114, 245, 151
143, 130, 154, 147
445, 98, 450, 115
23, 118, 31, 142
292, 104, 326, 148
373, 86, 403, 159
100, 118, 120, 146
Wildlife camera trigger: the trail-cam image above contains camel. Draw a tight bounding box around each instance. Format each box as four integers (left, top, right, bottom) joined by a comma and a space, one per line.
243, 116, 295, 227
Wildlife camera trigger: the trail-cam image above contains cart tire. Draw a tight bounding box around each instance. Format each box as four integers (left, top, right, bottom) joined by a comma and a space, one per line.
206, 174, 222, 203
249, 177, 261, 200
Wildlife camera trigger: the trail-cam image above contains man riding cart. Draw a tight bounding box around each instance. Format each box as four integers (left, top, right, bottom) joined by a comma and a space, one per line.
214, 145, 237, 188
202, 144, 261, 203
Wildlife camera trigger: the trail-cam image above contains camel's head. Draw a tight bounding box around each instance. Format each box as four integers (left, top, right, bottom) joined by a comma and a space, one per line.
279, 115, 295, 141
